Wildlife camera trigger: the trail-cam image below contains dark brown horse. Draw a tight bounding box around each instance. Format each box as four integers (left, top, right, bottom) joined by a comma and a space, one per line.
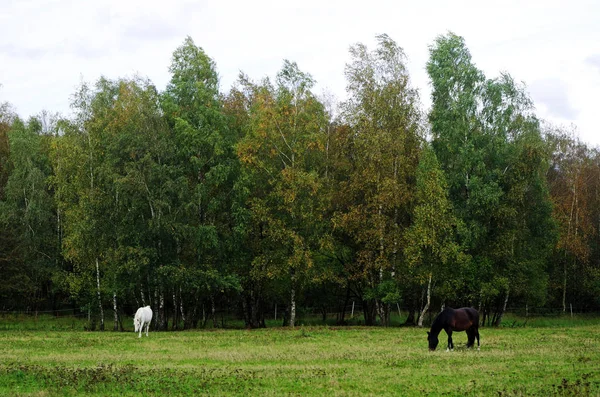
427, 307, 480, 351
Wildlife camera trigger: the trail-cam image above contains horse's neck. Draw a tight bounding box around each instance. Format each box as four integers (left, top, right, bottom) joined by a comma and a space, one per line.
430, 318, 444, 336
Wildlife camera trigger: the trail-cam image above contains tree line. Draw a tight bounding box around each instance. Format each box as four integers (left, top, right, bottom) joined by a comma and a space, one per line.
1, 33, 599, 330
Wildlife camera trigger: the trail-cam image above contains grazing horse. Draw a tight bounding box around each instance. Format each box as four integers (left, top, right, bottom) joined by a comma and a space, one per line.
427, 307, 480, 351
134, 306, 153, 338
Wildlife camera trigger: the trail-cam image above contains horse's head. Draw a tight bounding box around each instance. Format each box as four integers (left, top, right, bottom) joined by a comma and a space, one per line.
427, 331, 439, 351
134, 317, 140, 332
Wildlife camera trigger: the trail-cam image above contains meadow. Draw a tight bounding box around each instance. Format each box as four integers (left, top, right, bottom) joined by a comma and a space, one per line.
0, 315, 599, 396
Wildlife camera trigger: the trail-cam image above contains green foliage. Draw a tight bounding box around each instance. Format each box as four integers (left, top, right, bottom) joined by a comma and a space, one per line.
330, 34, 423, 325
427, 32, 557, 317
0, 33, 598, 326
545, 128, 600, 310
0, 115, 60, 310
234, 60, 328, 326
404, 144, 462, 305
161, 37, 242, 311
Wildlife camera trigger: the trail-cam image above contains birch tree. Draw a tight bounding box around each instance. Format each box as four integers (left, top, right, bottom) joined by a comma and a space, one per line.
404, 145, 461, 327
332, 34, 422, 325
428, 33, 556, 323
0, 116, 60, 311
546, 128, 595, 312
162, 37, 241, 328
236, 61, 328, 327
52, 81, 111, 329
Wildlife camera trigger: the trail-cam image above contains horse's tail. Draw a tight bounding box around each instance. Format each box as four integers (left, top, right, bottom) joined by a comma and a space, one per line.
469, 307, 480, 327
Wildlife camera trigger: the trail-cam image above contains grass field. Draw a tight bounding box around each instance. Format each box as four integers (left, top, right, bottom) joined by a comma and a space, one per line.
0, 316, 599, 396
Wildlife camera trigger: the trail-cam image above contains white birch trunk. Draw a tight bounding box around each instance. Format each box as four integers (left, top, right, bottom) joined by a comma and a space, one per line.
418, 274, 432, 327
290, 286, 296, 327
172, 289, 177, 330
290, 269, 296, 327
495, 289, 509, 326
153, 286, 158, 316
377, 203, 387, 325
159, 289, 165, 330
179, 286, 186, 324
113, 291, 118, 331
211, 295, 217, 328
95, 257, 104, 331
564, 180, 577, 312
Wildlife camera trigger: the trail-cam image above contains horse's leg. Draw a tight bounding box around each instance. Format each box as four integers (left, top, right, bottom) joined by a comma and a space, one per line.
466, 329, 474, 348
145, 321, 149, 337
475, 327, 480, 350
446, 329, 453, 351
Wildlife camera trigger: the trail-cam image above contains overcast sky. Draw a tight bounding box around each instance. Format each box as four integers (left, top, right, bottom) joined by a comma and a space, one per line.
1, 0, 598, 146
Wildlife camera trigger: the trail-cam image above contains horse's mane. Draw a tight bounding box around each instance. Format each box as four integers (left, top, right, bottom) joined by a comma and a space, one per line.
430, 307, 452, 334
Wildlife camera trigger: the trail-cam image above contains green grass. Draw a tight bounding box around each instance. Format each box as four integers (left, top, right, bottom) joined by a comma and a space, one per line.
0, 318, 599, 396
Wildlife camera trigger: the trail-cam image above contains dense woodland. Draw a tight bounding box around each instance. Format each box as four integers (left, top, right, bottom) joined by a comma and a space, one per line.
1, 33, 599, 330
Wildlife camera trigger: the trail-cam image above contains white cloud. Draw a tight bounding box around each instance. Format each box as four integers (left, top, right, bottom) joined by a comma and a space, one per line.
587, 54, 600, 72
528, 78, 579, 120
0, 0, 598, 146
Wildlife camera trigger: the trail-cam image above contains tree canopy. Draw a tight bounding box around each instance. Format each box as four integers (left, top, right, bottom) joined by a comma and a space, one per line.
1, 33, 598, 329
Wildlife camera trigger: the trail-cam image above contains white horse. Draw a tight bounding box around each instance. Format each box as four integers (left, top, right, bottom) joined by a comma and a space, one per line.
134, 306, 153, 338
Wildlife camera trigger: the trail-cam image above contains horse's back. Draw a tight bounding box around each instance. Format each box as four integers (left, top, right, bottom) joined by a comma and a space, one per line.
443, 307, 478, 331
136, 306, 152, 323
462, 307, 479, 324
458, 307, 479, 329
144, 306, 152, 322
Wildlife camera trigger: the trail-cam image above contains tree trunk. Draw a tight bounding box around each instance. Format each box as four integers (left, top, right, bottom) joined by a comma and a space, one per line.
211, 295, 217, 328
562, 261, 567, 313
404, 305, 416, 326
113, 291, 118, 331
290, 286, 296, 327
242, 296, 250, 328
172, 289, 178, 330
242, 288, 265, 329
338, 286, 350, 325
495, 289, 509, 327
564, 179, 578, 313
153, 286, 158, 318
418, 274, 433, 327
179, 287, 186, 327
481, 307, 488, 327
95, 257, 104, 331
158, 288, 166, 330
363, 300, 377, 326
290, 269, 296, 327
377, 202, 387, 326
375, 299, 389, 327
